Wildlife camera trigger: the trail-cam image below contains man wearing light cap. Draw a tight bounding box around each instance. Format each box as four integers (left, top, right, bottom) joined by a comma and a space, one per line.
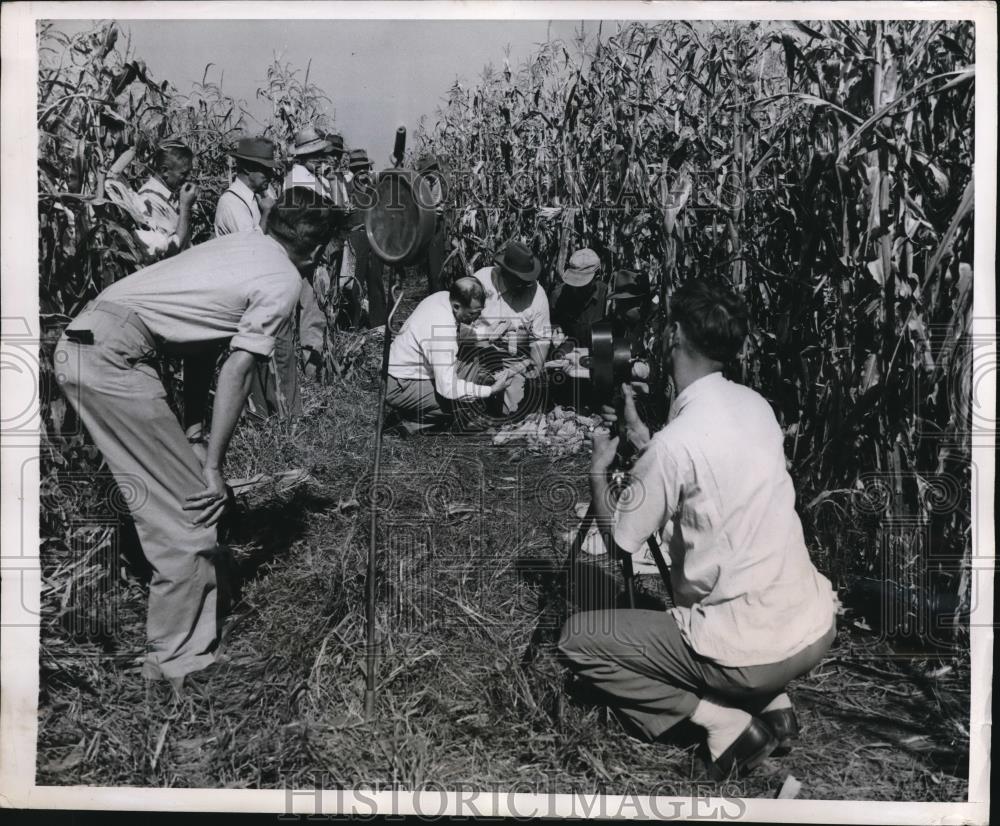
549, 248, 608, 357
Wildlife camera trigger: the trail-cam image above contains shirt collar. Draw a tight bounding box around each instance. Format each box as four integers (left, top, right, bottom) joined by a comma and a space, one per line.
140, 175, 175, 202
669, 371, 726, 420
229, 177, 257, 204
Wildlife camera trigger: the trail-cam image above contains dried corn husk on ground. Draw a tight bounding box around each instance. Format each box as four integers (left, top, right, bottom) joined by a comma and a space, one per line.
492, 405, 602, 457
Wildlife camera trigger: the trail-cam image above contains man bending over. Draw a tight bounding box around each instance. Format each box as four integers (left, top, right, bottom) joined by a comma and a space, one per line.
558, 279, 837, 778
386, 277, 515, 434
55, 190, 337, 693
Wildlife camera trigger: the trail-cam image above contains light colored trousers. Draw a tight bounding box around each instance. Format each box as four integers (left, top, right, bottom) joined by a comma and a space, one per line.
55, 302, 223, 680
559, 609, 835, 740
384, 375, 454, 428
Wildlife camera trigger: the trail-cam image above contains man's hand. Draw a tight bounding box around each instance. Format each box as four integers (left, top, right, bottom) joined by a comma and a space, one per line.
178, 182, 199, 209
599, 383, 651, 452
258, 192, 277, 214
590, 427, 620, 474
183, 465, 232, 527
489, 367, 516, 396
488, 319, 515, 342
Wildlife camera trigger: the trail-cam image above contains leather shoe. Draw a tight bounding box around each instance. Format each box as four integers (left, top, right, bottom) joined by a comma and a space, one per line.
707, 717, 778, 779
761, 707, 799, 756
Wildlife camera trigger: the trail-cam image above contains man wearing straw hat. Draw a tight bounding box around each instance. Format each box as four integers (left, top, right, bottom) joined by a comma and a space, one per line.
284, 126, 355, 377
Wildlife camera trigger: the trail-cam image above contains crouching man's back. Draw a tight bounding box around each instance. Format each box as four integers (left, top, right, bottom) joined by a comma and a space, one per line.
559, 277, 837, 780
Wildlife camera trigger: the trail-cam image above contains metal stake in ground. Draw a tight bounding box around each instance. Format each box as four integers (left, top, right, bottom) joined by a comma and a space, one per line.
362, 125, 436, 720
364, 269, 404, 719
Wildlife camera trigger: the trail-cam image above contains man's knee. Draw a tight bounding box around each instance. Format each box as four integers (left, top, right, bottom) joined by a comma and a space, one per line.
557, 611, 611, 664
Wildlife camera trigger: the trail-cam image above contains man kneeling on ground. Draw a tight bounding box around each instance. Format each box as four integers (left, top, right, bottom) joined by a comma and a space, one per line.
385, 277, 517, 434
55, 189, 338, 693
558, 279, 837, 779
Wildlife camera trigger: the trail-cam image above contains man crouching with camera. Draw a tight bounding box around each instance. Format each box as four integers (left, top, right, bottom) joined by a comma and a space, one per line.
558, 279, 837, 779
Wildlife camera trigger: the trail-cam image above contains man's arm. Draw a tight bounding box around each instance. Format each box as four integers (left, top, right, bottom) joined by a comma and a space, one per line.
182, 348, 258, 526
182, 348, 219, 459
590, 428, 620, 537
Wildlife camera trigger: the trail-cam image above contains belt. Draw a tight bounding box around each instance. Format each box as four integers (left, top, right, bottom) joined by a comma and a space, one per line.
67, 300, 155, 347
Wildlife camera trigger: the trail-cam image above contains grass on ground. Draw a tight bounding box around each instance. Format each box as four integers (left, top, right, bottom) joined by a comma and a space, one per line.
37, 285, 971, 800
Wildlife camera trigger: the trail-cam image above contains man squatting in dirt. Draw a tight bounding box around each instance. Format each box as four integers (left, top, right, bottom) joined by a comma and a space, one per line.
384, 277, 517, 434
54, 189, 338, 693
558, 279, 838, 779
462, 241, 552, 416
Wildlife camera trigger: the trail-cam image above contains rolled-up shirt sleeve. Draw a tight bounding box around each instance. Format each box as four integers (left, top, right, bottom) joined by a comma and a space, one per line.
613, 438, 680, 555
230, 275, 300, 358
425, 324, 492, 401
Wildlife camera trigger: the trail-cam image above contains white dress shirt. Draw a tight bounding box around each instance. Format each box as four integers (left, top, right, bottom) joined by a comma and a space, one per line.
614, 372, 837, 667
470, 266, 550, 352
99, 233, 300, 359
214, 177, 263, 236
388, 291, 492, 401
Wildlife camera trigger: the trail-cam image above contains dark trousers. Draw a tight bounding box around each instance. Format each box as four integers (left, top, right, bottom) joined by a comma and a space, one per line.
559, 610, 836, 740
245, 318, 300, 420
424, 226, 447, 296
351, 226, 387, 327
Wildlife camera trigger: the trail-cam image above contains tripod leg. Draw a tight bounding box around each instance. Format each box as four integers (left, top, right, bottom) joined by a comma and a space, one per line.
620, 552, 636, 608
645, 535, 674, 608
566, 501, 596, 608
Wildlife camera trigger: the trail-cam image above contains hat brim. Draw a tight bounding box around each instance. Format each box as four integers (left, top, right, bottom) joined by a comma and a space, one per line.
561, 266, 598, 287
227, 151, 280, 169
290, 139, 332, 157
608, 288, 649, 300
494, 252, 541, 282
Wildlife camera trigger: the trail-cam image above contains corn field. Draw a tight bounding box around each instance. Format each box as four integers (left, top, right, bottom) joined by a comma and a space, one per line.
35, 22, 337, 640
420, 19, 976, 625
36, 19, 976, 648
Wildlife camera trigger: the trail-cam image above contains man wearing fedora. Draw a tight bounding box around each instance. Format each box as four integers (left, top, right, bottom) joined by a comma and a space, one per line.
466, 241, 551, 415
54, 189, 340, 693
214, 137, 300, 421
214, 136, 279, 236
345, 148, 387, 328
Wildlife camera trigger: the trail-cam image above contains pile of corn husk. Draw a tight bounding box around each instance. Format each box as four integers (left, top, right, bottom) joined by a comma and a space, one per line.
492, 406, 602, 457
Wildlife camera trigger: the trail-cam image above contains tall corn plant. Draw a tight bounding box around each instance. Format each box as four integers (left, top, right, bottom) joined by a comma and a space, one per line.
420, 19, 975, 631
